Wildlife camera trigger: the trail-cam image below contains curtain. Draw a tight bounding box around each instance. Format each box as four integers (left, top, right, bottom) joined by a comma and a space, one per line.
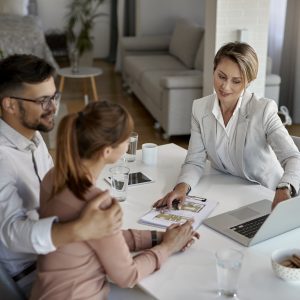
267, 0, 287, 74
107, 0, 118, 62
114, 0, 136, 71
123, 0, 136, 36
279, 0, 300, 123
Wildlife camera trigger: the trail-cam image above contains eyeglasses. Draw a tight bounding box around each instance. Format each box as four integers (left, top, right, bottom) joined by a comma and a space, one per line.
9, 92, 61, 111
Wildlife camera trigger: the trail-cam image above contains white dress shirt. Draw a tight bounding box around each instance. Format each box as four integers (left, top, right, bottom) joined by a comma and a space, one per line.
0, 118, 56, 276
212, 94, 242, 177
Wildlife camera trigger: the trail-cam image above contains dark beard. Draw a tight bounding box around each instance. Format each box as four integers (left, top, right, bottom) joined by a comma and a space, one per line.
18, 102, 55, 132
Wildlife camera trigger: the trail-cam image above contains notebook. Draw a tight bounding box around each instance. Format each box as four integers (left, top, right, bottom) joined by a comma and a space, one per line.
203, 196, 300, 246
139, 196, 218, 230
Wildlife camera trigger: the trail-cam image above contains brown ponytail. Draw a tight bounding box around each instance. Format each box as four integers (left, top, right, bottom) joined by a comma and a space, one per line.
52, 101, 133, 199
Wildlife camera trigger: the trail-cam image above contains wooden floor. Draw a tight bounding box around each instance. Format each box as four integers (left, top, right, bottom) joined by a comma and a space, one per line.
54, 59, 300, 155
56, 59, 190, 151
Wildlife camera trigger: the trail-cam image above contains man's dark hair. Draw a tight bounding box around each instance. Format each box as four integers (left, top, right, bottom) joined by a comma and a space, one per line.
0, 54, 55, 99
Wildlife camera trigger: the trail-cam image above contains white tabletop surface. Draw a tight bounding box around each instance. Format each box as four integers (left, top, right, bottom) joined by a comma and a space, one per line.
97, 143, 300, 300
57, 67, 103, 78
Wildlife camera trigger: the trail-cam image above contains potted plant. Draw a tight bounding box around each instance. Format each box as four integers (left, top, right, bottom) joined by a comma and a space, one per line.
66, 0, 106, 68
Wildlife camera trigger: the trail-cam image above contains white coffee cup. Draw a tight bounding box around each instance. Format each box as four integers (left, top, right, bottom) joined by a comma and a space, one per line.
142, 143, 158, 165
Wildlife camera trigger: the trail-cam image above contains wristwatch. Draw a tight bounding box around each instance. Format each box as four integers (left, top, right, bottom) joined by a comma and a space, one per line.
186, 185, 191, 195
276, 182, 295, 197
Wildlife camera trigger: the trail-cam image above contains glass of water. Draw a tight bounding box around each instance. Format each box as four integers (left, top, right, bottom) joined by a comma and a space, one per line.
126, 132, 138, 162
109, 166, 130, 202
215, 248, 243, 298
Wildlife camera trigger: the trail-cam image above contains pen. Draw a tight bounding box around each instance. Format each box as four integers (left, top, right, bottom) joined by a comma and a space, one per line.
187, 195, 207, 202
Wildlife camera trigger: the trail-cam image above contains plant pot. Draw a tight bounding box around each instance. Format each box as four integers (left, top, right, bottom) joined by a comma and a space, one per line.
79, 49, 94, 67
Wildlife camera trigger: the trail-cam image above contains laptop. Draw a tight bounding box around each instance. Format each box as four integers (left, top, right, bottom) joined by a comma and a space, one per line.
203, 196, 300, 246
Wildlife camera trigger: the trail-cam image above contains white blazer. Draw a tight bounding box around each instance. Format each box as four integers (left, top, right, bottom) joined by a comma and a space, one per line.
177, 91, 300, 192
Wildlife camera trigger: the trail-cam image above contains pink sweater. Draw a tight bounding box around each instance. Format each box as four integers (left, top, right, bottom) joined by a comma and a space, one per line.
30, 171, 169, 300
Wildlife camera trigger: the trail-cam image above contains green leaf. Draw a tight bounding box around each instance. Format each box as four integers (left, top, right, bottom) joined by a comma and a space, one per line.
65, 0, 105, 56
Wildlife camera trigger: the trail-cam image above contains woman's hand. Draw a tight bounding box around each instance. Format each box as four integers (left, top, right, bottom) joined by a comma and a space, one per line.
272, 188, 291, 210
181, 230, 200, 252
153, 182, 190, 209
160, 220, 198, 255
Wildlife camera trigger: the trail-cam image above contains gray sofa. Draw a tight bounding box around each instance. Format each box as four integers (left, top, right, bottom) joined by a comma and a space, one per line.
121, 20, 204, 138
121, 21, 281, 138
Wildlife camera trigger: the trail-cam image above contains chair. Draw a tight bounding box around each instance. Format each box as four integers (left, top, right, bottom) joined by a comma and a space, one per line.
292, 136, 300, 151
0, 263, 26, 300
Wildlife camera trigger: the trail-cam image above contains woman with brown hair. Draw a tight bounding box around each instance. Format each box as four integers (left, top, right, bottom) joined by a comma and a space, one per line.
30, 101, 198, 300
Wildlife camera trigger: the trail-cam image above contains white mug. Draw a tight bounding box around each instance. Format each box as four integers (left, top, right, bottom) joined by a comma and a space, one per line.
142, 143, 158, 165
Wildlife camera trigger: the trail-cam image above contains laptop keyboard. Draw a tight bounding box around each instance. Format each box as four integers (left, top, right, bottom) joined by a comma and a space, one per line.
230, 214, 269, 238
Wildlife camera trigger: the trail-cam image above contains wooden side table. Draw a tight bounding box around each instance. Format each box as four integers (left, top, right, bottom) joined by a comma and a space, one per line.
57, 67, 103, 101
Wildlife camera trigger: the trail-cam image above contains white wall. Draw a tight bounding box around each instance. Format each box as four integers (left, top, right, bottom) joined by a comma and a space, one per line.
37, 0, 67, 30
37, 0, 110, 58
135, 0, 205, 36
203, 0, 270, 97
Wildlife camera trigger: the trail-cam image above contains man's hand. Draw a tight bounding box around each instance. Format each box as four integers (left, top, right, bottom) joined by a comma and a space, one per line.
75, 191, 123, 241
272, 188, 291, 210
52, 191, 122, 248
153, 182, 190, 209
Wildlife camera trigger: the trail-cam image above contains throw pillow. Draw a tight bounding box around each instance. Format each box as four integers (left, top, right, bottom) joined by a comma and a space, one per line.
0, 0, 29, 16
194, 33, 205, 71
169, 20, 204, 69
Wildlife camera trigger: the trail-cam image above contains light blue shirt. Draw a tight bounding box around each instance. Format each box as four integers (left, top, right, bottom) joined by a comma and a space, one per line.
0, 118, 56, 277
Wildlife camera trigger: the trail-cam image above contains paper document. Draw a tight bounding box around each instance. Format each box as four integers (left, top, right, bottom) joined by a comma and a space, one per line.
139, 196, 218, 230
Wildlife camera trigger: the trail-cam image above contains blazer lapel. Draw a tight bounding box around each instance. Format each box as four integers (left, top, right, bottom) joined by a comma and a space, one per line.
202, 100, 224, 171
234, 91, 253, 176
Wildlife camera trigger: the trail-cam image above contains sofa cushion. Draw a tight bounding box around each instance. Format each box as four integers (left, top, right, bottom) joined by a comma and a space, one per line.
169, 20, 204, 69
160, 71, 203, 89
124, 55, 187, 83
194, 33, 205, 70
140, 71, 165, 108
140, 70, 203, 109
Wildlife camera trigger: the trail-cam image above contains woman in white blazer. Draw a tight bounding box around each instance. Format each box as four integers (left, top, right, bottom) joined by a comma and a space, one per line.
154, 42, 300, 210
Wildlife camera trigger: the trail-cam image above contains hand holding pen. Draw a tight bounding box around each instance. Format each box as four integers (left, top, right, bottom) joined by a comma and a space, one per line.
155, 199, 182, 210
152, 182, 190, 210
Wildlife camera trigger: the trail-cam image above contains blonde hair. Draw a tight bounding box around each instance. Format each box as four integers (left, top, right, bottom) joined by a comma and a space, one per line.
214, 42, 258, 86
53, 101, 133, 199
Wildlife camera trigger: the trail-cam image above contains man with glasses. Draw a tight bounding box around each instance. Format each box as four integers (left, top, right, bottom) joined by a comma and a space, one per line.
0, 54, 123, 295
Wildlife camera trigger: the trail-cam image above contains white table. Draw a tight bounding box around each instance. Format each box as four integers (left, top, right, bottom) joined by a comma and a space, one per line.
57, 67, 103, 101
97, 143, 300, 300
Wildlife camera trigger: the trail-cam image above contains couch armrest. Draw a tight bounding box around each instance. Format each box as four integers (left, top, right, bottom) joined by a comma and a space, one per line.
120, 35, 171, 52
161, 73, 203, 89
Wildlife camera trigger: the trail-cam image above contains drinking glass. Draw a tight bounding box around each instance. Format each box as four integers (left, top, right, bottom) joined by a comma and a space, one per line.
126, 132, 138, 162
215, 248, 243, 298
109, 166, 130, 202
